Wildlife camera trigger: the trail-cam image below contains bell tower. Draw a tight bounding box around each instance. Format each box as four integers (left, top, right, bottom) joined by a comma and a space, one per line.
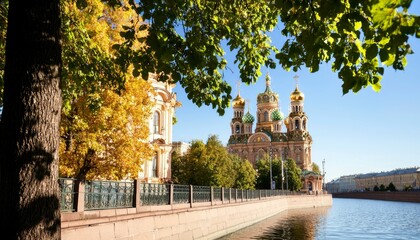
255, 74, 280, 132
284, 75, 312, 170
230, 82, 245, 135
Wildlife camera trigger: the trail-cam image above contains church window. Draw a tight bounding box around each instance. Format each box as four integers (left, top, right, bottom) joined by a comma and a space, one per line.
152, 152, 158, 177
236, 125, 240, 133
295, 119, 299, 130
153, 111, 160, 134
264, 111, 269, 122
256, 149, 265, 161
303, 120, 307, 130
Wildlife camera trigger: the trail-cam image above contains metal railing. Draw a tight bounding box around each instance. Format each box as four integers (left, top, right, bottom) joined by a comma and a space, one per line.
140, 183, 170, 206
59, 178, 75, 212
193, 185, 211, 203
84, 180, 134, 210
58, 178, 310, 212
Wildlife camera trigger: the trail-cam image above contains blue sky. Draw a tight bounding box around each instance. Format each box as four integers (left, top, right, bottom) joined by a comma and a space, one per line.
173, 5, 420, 182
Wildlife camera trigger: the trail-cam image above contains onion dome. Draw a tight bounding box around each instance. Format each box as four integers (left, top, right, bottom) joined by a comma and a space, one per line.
284, 117, 290, 125
290, 85, 305, 101
242, 111, 255, 123
271, 109, 284, 121
257, 74, 279, 104
232, 94, 245, 108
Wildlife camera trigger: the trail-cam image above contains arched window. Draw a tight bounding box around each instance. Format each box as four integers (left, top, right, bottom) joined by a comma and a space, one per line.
153, 111, 160, 134
295, 119, 299, 130
256, 149, 265, 161
264, 111, 269, 122
152, 152, 158, 177
236, 125, 240, 133
303, 120, 307, 130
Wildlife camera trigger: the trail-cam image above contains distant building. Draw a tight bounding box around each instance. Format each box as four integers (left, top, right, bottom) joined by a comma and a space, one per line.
326, 175, 358, 193
227, 74, 323, 192
355, 167, 420, 191
326, 167, 420, 192
172, 141, 191, 156
139, 73, 180, 183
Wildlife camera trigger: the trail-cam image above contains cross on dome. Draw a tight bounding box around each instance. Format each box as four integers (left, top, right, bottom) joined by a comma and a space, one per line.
293, 75, 299, 87
236, 80, 242, 96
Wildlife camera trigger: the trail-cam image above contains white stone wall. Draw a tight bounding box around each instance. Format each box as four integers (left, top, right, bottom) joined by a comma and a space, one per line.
61, 195, 332, 240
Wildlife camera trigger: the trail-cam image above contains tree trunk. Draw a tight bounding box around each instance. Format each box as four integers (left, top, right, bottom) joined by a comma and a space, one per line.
0, 0, 62, 239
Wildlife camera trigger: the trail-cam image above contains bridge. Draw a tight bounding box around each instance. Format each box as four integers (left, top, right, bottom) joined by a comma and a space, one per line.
59, 179, 332, 240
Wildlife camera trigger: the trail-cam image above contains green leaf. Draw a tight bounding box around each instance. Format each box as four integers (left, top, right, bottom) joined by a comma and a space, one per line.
366, 44, 378, 60
371, 80, 382, 92
354, 21, 362, 31
382, 53, 395, 66
379, 49, 389, 62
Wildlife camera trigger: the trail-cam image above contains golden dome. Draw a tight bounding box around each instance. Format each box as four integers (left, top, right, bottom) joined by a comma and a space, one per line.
232, 94, 245, 108
290, 86, 305, 101
284, 117, 290, 125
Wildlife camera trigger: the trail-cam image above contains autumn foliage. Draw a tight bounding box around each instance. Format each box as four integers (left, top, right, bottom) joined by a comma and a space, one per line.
59, 0, 153, 180
59, 79, 154, 180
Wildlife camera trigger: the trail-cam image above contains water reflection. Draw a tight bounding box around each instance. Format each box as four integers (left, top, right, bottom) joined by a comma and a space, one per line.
219, 199, 420, 240
220, 207, 330, 240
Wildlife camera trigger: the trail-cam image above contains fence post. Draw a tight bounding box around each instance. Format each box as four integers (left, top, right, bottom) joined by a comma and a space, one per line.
229, 188, 231, 203
221, 187, 225, 204
189, 185, 193, 208
210, 186, 214, 206
235, 189, 238, 203
169, 184, 174, 205
133, 179, 141, 212
73, 180, 85, 212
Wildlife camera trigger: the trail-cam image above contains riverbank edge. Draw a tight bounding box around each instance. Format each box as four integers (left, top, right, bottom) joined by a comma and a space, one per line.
61, 194, 332, 240
332, 192, 420, 203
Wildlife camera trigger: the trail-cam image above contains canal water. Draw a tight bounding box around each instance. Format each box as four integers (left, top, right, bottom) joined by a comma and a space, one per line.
219, 198, 420, 239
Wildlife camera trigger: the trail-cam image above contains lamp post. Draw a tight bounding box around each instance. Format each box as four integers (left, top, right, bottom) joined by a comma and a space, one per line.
281, 149, 284, 191
269, 147, 273, 190
322, 159, 326, 190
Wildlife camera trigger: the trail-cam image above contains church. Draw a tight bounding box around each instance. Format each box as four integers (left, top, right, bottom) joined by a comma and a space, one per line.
227, 74, 323, 192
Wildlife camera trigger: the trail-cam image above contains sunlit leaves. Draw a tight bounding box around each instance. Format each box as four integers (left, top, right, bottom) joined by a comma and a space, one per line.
59, 79, 154, 180
116, 0, 280, 115
277, 0, 419, 95
59, 0, 154, 180
171, 135, 256, 189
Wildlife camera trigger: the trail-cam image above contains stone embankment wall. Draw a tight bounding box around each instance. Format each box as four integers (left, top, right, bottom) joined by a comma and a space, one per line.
332, 192, 420, 203
61, 194, 332, 240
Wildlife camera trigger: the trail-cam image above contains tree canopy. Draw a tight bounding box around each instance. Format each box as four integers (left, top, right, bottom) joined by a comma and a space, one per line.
171, 135, 257, 189
285, 158, 303, 191
116, 0, 419, 115
312, 163, 321, 175
59, 79, 154, 180
255, 155, 283, 190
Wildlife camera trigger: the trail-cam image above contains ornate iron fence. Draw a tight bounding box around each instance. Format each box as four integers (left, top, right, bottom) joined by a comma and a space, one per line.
140, 183, 170, 205
213, 187, 222, 201
173, 184, 190, 204
59, 178, 75, 212
58, 178, 305, 212
193, 185, 211, 203
223, 188, 230, 201
84, 180, 134, 210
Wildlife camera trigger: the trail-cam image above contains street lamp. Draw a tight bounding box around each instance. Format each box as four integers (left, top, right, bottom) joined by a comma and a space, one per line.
281, 149, 284, 191
269, 147, 273, 190
322, 159, 326, 190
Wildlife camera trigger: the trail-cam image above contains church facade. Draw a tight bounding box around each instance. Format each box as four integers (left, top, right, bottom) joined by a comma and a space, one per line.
139, 73, 180, 183
227, 75, 323, 192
